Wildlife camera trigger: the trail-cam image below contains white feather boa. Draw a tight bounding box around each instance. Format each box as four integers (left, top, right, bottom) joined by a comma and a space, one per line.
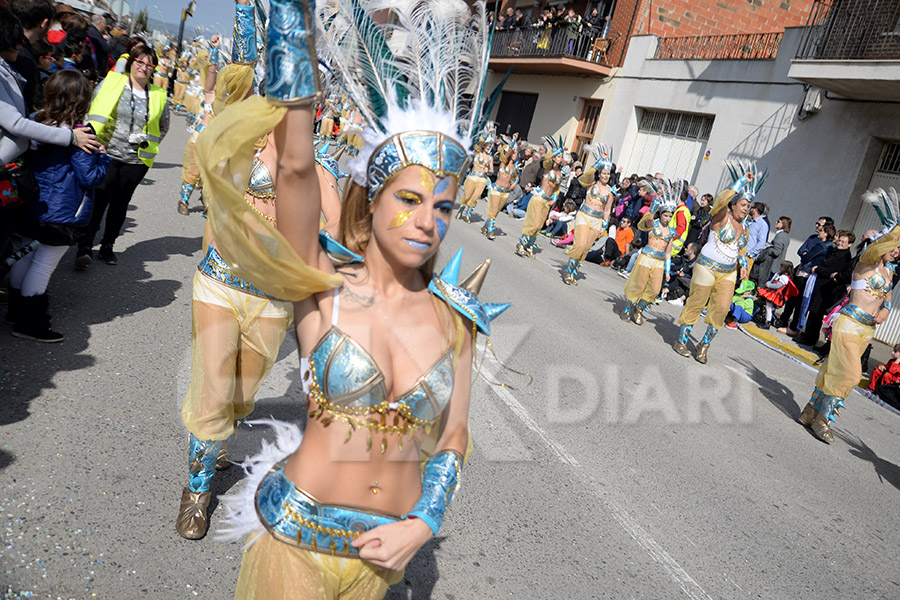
215, 418, 303, 547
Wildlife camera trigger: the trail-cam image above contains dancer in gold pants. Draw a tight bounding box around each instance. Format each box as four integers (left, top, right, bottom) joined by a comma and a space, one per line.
673, 163, 761, 364
456, 139, 492, 223
564, 143, 617, 285
481, 139, 518, 240
621, 179, 679, 322
798, 189, 900, 443
516, 135, 568, 258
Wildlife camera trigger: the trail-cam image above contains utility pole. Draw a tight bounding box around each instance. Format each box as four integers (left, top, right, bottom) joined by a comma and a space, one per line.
168, 0, 196, 95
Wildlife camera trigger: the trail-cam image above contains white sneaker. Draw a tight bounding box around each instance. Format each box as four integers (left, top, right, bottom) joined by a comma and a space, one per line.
617, 270, 629, 279
668, 299, 684, 306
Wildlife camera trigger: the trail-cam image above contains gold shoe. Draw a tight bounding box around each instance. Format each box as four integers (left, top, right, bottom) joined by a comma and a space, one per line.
482, 225, 489, 236
515, 242, 527, 257
631, 309, 644, 326
672, 341, 691, 357
486, 229, 495, 241
620, 305, 631, 321
176, 486, 211, 540
563, 272, 576, 285
215, 440, 230, 471
798, 402, 816, 426
810, 413, 834, 443
694, 343, 709, 364
463, 213, 471, 224
177, 202, 189, 216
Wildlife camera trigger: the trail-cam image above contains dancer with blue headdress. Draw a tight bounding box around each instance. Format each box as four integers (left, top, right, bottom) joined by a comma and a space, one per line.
563, 143, 618, 285
672, 162, 760, 364
516, 135, 570, 258
195, 0, 511, 596
798, 188, 900, 443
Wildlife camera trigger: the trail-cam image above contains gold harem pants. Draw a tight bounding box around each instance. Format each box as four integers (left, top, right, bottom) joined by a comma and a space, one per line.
235, 533, 404, 600
461, 174, 488, 208
521, 195, 551, 238
486, 188, 509, 220
181, 130, 201, 187
816, 313, 874, 400
180, 271, 292, 441
677, 262, 737, 329
624, 253, 665, 304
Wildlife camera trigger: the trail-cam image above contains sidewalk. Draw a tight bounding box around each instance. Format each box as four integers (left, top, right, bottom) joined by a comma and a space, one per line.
737, 322, 900, 417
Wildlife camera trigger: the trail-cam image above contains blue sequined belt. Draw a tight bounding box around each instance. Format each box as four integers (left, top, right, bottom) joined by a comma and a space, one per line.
533, 187, 552, 201
256, 466, 400, 557
198, 245, 275, 299
641, 247, 665, 260
697, 254, 737, 273
579, 204, 605, 218
490, 181, 514, 194
839, 304, 876, 327
466, 172, 488, 182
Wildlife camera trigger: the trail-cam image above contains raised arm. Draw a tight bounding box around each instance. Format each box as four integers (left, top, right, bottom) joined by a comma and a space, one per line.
268, 0, 325, 267
204, 35, 220, 93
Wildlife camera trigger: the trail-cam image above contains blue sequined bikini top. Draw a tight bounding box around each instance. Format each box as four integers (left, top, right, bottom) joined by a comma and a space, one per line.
302, 289, 455, 452
715, 218, 748, 248
247, 157, 274, 199
851, 264, 895, 299
473, 153, 491, 170
651, 219, 676, 242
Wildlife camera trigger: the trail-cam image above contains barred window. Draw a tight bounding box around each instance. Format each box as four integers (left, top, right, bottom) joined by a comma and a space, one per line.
638, 109, 714, 141
878, 142, 900, 174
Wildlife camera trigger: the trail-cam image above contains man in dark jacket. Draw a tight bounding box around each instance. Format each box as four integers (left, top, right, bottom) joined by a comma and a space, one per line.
10, 0, 54, 113
519, 146, 544, 189
83, 14, 111, 77
795, 230, 855, 346
564, 161, 587, 208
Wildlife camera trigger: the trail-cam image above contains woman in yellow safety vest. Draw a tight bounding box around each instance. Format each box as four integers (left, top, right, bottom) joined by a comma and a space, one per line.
77, 42, 169, 268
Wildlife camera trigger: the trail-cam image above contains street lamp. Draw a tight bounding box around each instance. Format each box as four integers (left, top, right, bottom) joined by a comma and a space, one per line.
169, 0, 196, 94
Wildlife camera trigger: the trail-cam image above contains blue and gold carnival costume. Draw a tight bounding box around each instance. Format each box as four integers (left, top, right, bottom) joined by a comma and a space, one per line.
673, 164, 761, 364
193, 0, 509, 597
798, 189, 900, 443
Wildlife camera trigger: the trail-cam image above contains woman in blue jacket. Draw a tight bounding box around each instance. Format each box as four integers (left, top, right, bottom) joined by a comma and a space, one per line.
9, 70, 110, 342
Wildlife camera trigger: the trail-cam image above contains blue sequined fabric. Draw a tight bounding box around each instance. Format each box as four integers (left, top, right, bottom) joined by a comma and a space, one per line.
367, 132, 471, 202
811, 387, 845, 422
188, 434, 222, 492
232, 2, 258, 64
403, 450, 461, 535
198, 245, 276, 299
256, 466, 399, 556
265, 0, 320, 105
308, 328, 454, 422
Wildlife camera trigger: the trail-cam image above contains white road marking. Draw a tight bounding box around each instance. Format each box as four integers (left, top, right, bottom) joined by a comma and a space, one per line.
481, 356, 714, 600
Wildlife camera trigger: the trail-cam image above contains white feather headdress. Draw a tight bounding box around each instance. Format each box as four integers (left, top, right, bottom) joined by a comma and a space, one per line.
315, 0, 491, 199
583, 143, 613, 171
863, 187, 900, 234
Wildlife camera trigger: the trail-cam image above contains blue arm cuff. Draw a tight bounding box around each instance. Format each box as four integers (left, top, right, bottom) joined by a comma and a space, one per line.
885, 301, 892, 313
265, 0, 320, 105
209, 46, 219, 66
232, 3, 258, 64
403, 450, 462, 536
731, 176, 749, 194
665, 258, 671, 275
738, 255, 749, 271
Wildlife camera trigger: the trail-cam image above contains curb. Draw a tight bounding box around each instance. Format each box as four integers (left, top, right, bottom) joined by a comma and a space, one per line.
737, 323, 900, 418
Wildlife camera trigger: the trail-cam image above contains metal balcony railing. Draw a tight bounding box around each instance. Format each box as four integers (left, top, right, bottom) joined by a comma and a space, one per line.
797, 0, 900, 60
654, 32, 783, 60
489, 27, 614, 66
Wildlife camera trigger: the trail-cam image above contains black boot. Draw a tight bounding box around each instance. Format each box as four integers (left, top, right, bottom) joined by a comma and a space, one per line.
4, 287, 21, 325
12, 294, 64, 343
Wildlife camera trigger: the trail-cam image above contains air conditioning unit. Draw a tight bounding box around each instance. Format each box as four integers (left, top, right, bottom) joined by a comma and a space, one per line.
803, 87, 823, 114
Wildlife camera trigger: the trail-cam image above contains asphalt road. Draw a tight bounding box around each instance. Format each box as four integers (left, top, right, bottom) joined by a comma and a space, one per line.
2, 116, 900, 600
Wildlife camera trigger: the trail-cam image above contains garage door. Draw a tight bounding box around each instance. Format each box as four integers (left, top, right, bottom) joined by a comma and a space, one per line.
627, 110, 714, 183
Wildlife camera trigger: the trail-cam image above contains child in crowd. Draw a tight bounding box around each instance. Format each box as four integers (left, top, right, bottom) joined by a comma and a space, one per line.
544, 200, 576, 237
870, 343, 900, 391
757, 261, 797, 330
726, 280, 756, 328
7, 71, 110, 343
869, 343, 900, 410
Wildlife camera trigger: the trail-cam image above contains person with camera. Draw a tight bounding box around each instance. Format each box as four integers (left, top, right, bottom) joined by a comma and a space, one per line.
77, 41, 169, 268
